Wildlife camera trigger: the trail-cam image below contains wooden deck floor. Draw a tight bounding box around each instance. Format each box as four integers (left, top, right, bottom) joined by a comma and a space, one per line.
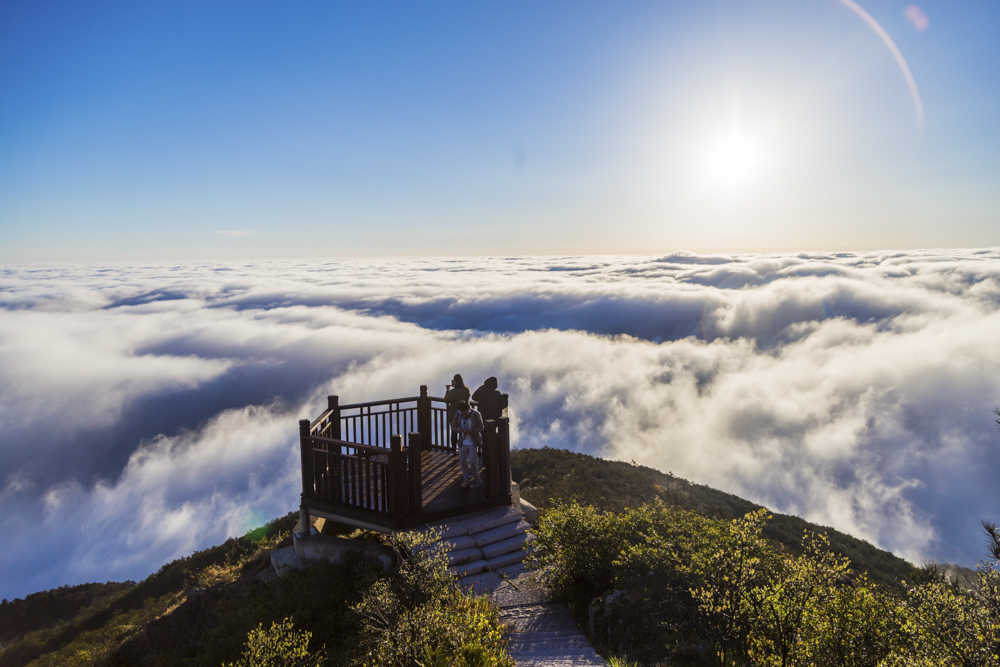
421, 447, 488, 513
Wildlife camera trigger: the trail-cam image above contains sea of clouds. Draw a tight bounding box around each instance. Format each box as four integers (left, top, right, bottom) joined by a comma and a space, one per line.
2, 250, 1000, 600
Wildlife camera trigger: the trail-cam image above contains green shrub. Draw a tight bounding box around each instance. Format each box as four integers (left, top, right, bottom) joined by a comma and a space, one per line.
223, 618, 324, 667
535, 502, 913, 666
353, 530, 512, 667
892, 562, 1000, 666
188, 557, 379, 667
533, 501, 730, 662
796, 574, 908, 667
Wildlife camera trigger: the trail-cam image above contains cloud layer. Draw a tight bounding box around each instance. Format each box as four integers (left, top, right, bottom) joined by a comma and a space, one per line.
2, 250, 999, 599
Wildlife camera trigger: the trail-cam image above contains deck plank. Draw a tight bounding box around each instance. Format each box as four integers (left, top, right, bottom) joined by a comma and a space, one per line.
422, 448, 488, 512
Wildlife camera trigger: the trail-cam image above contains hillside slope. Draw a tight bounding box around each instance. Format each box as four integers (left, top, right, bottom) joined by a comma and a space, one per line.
2, 447, 920, 666
511, 447, 914, 588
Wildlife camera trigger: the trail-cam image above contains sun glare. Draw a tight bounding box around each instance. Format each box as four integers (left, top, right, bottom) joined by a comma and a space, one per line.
702, 131, 768, 191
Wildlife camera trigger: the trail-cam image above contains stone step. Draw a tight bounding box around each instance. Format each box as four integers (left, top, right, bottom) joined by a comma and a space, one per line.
447, 547, 483, 565
514, 659, 606, 667
512, 655, 605, 664
485, 543, 529, 569
475, 519, 530, 548
494, 560, 525, 577
508, 639, 596, 650
422, 518, 470, 540
464, 506, 523, 535
442, 534, 477, 551
512, 651, 606, 660
457, 562, 526, 594
507, 631, 583, 640
423, 506, 522, 540
482, 531, 532, 560
448, 558, 489, 577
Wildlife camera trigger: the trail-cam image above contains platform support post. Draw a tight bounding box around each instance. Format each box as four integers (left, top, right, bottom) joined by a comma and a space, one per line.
389, 434, 408, 519
483, 421, 498, 498
408, 432, 423, 515
498, 418, 511, 496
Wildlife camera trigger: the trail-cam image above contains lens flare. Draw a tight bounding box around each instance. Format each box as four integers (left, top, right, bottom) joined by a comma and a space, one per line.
835, 0, 925, 130
904, 5, 929, 32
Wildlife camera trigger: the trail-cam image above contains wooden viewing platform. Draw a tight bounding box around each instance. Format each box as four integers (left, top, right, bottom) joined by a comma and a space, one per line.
297, 385, 512, 534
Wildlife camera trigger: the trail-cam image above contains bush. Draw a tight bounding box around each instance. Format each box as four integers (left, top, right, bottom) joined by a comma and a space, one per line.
534, 502, 913, 666
894, 562, 1000, 666
533, 501, 730, 662
353, 530, 512, 667
224, 618, 325, 667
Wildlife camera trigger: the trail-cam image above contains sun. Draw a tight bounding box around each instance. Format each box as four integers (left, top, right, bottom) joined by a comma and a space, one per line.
702, 130, 768, 191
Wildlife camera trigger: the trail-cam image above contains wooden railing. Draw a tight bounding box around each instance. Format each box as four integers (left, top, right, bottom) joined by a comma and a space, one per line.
299, 385, 511, 530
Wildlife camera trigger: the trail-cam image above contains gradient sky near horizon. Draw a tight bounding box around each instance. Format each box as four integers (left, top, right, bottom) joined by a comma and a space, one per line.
2, 0, 999, 262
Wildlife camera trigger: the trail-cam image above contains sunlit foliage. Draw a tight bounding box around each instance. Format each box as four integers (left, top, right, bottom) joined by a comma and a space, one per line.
533, 500, 1000, 666
223, 618, 324, 667
353, 530, 512, 667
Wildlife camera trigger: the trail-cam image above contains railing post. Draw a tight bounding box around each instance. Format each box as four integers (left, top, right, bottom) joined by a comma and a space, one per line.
298, 419, 313, 535
483, 421, 498, 498
417, 385, 432, 449
388, 434, 408, 520
499, 417, 511, 497
300, 419, 314, 497
328, 395, 341, 440
328, 395, 342, 502
408, 432, 422, 516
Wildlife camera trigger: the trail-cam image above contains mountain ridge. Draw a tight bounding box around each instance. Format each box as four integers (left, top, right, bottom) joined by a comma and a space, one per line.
1, 446, 920, 666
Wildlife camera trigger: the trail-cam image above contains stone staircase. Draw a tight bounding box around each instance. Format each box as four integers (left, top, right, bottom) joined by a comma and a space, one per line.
494, 574, 608, 667
421, 505, 533, 591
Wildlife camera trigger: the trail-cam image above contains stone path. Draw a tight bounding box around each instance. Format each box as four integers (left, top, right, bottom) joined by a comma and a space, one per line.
491, 574, 606, 667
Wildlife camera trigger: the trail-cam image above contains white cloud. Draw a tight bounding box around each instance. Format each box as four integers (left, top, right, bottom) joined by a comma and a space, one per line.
1, 249, 999, 599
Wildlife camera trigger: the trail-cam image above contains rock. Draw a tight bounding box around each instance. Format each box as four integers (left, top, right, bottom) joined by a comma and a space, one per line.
520, 498, 540, 524
293, 532, 395, 572
271, 545, 303, 577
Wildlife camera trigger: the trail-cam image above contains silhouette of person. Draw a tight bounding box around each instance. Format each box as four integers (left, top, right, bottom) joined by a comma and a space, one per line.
444, 374, 471, 450
472, 376, 504, 421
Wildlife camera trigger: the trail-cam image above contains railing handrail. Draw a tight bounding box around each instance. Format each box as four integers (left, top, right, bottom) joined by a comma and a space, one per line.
306, 435, 399, 454
310, 394, 455, 431
339, 395, 456, 410
338, 396, 421, 410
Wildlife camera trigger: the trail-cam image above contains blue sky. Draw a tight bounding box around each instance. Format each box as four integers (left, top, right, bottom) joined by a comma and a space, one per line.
1, 0, 999, 261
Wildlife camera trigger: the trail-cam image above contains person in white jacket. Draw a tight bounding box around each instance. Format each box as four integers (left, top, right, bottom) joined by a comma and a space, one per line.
451, 400, 483, 489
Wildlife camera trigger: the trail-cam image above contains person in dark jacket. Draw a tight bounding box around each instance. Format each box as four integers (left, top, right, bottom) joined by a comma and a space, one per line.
444, 374, 471, 451
451, 401, 483, 488
444, 374, 471, 420
472, 376, 504, 421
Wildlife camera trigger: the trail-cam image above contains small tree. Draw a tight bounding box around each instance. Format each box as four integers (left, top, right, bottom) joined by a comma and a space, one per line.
353, 530, 512, 667
891, 521, 1000, 666
224, 617, 324, 667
